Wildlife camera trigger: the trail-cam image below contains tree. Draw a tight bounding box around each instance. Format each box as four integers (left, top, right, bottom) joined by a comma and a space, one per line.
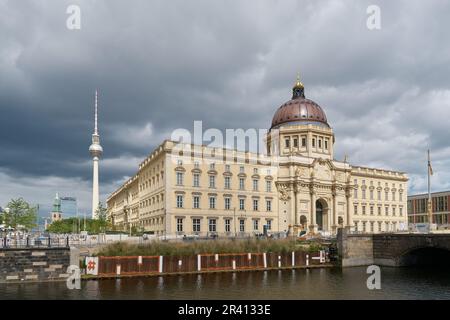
95, 202, 110, 233
4, 198, 37, 231
47, 218, 75, 233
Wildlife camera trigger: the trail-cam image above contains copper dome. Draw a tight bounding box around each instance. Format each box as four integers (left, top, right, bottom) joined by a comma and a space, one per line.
270, 79, 329, 129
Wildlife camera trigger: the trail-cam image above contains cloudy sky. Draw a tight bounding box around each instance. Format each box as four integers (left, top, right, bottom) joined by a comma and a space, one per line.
1, 0, 450, 217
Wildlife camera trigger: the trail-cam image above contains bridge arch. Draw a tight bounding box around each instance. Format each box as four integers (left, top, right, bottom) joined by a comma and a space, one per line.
397, 246, 450, 266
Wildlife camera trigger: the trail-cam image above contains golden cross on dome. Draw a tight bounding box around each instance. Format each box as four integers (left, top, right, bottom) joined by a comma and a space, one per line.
295, 73, 304, 88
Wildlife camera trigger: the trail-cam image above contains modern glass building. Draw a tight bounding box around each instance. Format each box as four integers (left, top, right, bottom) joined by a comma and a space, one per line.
408, 191, 450, 225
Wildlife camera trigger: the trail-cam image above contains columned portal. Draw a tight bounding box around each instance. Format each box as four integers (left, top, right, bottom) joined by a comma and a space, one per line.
315, 199, 329, 231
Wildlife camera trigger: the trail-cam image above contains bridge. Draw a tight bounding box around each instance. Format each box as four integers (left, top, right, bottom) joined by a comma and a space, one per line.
337, 229, 450, 267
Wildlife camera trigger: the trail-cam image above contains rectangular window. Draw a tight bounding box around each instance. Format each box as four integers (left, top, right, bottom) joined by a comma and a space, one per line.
225, 219, 231, 233
312, 138, 316, 148
209, 175, 216, 188
370, 206, 374, 215
239, 220, 245, 232
239, 178, 245, 190
266, 200, 272, 211
194, 161, 200, 169
293, 138, 298, 148
176, 195, 183, 208
362, 190, 366, 199
392, 207, 396, 216
354, 205, 358, 215
378, 207, 381, 216
209, 219, 217, 232
385, 206, 389, 216
177, 218, 183, 232
253, 168, 258, 174
225, 164, 231, 172
370, 190, 374, 200
239, 166, 244, 173
399, 207, 403, 216
318, 139, 322, 148
253, 199, 259, 211
193, 196, 200, 209
399, 193, 403, 202
301, 137, 306, 147
225, 198, 231, 210
253, 179, 258, 191
266, 220, 272, 230
209, 197, 216, 209
193, 174, 200, 187
377, 191, 381, 200
266, 181, 272, 192
176, 172, 184, 185
224, 176, 231, 189
392, 191, 396, 201
193, 219, 201, 232
385, 191, 389, 201
285, 138, 290, 148
253, 220, 259, 231
239, 199, 245, 210
324, 139, 328, 150
209, 163, 215, 170
362, 206, 366, 215
354, 188, 358, 199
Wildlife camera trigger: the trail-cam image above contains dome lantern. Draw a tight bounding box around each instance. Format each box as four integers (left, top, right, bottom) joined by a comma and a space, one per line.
292, 74, 305, 99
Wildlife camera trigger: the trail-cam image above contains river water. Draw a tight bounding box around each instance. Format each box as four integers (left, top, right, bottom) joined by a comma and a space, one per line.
1, 267, 450, 299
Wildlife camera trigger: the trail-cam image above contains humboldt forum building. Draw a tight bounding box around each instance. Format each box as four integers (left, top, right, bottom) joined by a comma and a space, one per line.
107, 78, 408, 237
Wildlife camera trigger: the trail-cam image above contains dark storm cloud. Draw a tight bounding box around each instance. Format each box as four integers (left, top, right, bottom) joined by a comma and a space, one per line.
1, 0, 450, 211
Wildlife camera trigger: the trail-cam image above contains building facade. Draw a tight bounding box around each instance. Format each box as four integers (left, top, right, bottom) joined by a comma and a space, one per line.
408, 191, 450, 225
107, 78, 408, 237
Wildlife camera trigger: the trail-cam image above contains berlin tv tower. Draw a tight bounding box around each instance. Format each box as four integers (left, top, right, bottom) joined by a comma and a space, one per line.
89, 90, 103, 219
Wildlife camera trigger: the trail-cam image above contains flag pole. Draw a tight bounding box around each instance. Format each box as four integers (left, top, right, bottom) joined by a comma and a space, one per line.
427, 149, 433, 227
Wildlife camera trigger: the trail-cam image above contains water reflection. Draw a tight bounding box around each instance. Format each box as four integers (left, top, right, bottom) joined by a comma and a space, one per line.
1, 267, 450, 300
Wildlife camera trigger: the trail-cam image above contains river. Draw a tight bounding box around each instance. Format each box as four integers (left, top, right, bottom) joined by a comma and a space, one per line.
1, 267, 449, 299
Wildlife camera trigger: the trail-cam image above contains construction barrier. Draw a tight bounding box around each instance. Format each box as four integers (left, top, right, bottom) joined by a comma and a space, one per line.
95, 250, 328, 277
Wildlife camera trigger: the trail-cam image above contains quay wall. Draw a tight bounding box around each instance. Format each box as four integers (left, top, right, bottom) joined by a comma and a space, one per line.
0, 247, 73, 282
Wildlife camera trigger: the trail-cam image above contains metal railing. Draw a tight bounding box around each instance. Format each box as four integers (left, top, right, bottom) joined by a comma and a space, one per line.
1, 236, 70, 248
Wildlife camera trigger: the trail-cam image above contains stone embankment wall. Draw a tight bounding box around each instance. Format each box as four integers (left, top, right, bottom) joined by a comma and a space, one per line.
0, 248, 74, 282
337, 228, 374, 267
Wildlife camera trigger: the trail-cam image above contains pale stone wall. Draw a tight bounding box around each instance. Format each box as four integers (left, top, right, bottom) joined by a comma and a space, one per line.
337, 228, 374, 267
351, 166, 408, 234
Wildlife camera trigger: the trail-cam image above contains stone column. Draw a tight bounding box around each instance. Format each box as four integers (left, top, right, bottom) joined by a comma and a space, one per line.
309, 188, 317, 234
332, 188, 338, 234
289, 187, 295, 228
294, 183, 298, 225
346, 189, 352, 228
